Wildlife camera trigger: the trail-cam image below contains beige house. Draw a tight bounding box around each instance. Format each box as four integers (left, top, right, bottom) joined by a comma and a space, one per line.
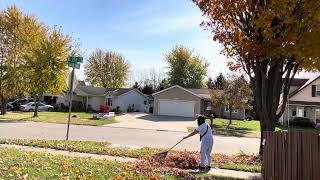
152, 85, 245, 119
281, 76, 320, 124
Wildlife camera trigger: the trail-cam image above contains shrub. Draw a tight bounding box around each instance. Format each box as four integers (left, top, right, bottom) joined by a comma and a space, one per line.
127, 105, 134, 112
290, 117, 315, 128
100, 105, 110, 113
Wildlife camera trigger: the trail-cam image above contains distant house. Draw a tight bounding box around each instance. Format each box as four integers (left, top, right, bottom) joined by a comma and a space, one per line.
280, 75, 320, 124
152, 85, 245, 119
57, 84, 150, 112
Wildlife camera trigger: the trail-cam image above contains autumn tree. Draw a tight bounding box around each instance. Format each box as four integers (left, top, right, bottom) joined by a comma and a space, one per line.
166, 45, 209, 88
85, 49, 129, 88
26, 27, 73, 117
0, 6, 39, 114
211, 75, 252, 128
194, 0, 320, 154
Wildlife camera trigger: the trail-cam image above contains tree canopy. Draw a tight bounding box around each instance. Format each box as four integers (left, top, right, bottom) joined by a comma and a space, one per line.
166, 45, 209, 88
0, 6, 74, 115
85, 49, 129, 88
194, 0, 320, 154
211, 75, 252, 128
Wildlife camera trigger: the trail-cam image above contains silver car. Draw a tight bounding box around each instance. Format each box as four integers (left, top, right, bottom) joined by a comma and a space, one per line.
20, 102, 54, 112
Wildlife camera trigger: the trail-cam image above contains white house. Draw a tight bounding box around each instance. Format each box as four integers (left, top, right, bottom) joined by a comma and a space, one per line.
59, 84, 150, 112
280, 75, 320, 124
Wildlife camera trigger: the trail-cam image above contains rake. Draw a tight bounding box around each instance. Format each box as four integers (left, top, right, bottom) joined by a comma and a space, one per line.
154, 139, 184, 160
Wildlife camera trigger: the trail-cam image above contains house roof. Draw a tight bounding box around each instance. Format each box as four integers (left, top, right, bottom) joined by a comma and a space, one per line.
187, 89, 212, 100
288, 78, 309, 86
105, 88, 134, 96
153, 85, 222, 100
76, 85, 106, 96
75, 85, 136, 97
289, 75, 320, 98
289, 100, 320, 106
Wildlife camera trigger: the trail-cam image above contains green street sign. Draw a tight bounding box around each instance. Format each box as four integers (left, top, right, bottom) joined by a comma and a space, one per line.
68, 56, 83, 63
68, 56, 83, 69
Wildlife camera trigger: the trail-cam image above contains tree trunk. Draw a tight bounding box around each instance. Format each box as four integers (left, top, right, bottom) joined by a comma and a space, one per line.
33, 96, 39, 117
1, 96, 7, 115
227, 109, 232, 129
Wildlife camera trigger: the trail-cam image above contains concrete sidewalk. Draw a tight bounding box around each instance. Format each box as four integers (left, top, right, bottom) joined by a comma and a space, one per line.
0, 144, 262, 179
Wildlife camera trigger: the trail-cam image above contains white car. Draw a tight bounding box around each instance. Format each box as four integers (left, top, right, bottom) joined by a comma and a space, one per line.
20, 102, 54, 112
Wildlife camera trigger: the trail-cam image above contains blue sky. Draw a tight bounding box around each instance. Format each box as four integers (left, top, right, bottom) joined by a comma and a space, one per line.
0, 0, 314, 83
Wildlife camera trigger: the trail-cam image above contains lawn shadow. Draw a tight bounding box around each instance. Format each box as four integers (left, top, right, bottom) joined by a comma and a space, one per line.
188, 126, 260, 138
136, 114, 194, 122
0, 119, 24, 123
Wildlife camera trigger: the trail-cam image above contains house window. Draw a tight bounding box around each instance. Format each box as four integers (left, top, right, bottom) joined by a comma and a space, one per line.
144, 100, 147, 105
296, 107, 304, 117
225, 105, 238, 113
316, 85, 320, 96
107, 98, 112, 106
292, 110, 296, 116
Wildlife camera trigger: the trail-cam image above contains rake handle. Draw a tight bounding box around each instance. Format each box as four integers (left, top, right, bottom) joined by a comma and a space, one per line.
167, 139, 184, 152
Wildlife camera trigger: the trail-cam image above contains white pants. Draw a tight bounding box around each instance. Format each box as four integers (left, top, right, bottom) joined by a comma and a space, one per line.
200, 139, 213, 167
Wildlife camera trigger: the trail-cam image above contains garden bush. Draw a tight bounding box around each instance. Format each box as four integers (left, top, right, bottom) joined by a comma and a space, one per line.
289, 117, 315, 128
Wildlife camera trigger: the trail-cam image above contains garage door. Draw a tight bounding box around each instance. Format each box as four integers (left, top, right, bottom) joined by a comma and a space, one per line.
158, 100, 195, 117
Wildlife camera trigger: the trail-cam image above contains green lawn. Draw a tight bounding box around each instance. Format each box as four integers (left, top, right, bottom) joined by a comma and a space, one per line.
0, 112, 117, 126
0, 139, 261, 173
0, 148, 175, 179
188, 118, 261, 138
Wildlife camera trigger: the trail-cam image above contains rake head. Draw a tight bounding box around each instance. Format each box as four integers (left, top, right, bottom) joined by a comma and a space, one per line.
153, 151, 169, 161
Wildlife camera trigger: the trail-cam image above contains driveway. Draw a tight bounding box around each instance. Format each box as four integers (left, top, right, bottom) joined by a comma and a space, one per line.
0, 120, 259, 154
107, 113, 195, 132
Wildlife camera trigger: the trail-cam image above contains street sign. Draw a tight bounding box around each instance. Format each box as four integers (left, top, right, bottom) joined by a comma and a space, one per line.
68, 56, 83, 63
68, 56, 83, 69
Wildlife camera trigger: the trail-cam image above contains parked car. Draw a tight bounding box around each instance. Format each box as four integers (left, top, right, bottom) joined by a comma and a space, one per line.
10, 98, 34, 111
0, 103, 14, 111
6, 102, 14, 111
20, 102, 53, 112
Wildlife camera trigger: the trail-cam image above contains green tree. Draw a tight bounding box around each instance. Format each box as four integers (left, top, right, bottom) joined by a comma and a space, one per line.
194, 0, 320, 155
85, 49, 129, 88
26, 27, 73, 117
214, 73, 225, 90
211, 75, 252, 128
156, 79, 170, 92
166, 45, 209, 88
206, 77, 214, 89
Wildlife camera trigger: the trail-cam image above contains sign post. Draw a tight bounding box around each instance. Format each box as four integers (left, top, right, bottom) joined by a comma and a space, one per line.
66, 56, 83, 140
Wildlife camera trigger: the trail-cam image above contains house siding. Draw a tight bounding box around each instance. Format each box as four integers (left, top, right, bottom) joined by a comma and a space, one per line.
114, 90, 147, 112
153, 87, 201, 116
88, 96, 105, 111
282, 105, 320, 124
220, 106, 245, 120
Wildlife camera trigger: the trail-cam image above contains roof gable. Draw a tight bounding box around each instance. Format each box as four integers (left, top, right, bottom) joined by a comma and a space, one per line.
289, 75, 320, 98
75, 85, 139, 97
152, 85, 222, 100
152, 85, 202, 98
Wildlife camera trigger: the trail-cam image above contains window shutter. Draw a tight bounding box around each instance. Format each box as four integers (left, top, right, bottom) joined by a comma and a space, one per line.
304, 111, 307, 117
312, 85, 316, 97
292, 110, 296, 116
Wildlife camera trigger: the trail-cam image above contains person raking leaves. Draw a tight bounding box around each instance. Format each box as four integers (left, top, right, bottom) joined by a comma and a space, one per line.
183, 115, 214, 172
